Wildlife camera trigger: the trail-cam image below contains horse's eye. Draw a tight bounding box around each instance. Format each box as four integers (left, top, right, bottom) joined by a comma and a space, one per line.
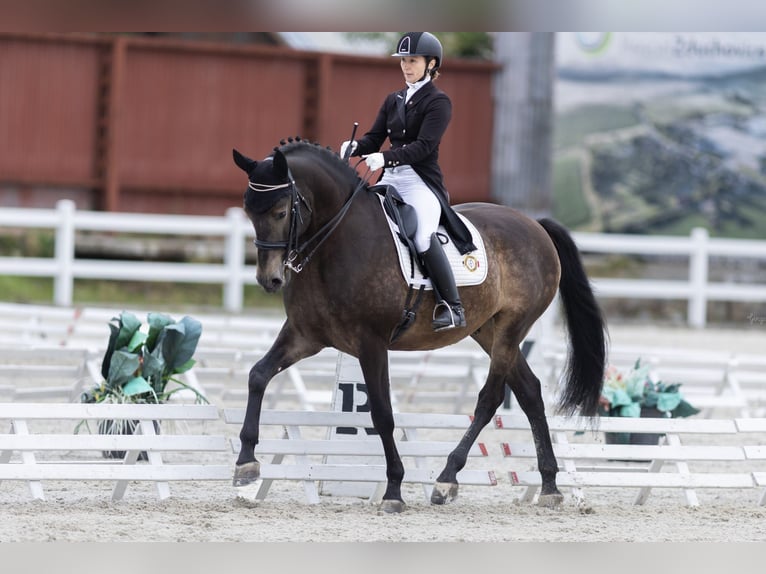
276, 210, 287, 220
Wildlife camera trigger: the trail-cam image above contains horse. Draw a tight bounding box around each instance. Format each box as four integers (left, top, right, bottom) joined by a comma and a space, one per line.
232, 138, 607, 513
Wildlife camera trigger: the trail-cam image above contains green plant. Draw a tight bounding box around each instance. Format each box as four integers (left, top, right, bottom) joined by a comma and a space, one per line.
599, 358, 700, 418
81, 311, 206, 405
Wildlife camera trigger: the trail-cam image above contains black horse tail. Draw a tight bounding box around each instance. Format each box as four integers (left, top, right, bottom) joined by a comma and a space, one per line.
538, 218, 607, 417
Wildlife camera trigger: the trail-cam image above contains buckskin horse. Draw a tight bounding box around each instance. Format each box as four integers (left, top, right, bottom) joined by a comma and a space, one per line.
232, 138, 607, 513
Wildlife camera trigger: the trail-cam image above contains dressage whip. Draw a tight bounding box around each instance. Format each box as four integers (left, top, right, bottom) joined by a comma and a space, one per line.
342, 122, 359, 161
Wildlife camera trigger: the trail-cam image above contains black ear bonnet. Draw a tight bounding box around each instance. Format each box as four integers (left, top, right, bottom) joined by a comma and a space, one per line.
235, 149, 294, 215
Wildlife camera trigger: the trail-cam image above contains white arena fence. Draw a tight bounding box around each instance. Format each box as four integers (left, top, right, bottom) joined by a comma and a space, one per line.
1, 301, 765, 419
1, 401, 766, 506
1, 303, 766, 505
0, 199, 254, 313
0, 302, 493, 414
2, 200, 766, 326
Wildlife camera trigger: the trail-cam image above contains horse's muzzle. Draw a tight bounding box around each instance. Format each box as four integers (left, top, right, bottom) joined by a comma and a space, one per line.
256, 253, 287, 293
256, 270, 285, 293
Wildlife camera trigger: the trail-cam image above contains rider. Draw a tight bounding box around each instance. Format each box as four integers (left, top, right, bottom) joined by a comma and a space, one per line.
341, 32, 475, 332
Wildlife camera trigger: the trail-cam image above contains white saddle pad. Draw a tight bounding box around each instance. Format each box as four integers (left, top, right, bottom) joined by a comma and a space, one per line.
377, 194, 488, 289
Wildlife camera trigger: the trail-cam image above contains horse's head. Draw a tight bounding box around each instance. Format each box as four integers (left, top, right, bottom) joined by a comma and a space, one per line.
234, 147, 305, 293
235, 139, 364, 294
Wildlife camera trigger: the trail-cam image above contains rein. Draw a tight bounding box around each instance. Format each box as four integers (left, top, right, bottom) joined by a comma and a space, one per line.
253, 160, 372, 274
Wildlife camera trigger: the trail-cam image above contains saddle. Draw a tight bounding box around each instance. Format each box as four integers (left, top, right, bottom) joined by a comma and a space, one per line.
368, 183, 487, 343
368, 184, 428, 342
369, 184, 424, 276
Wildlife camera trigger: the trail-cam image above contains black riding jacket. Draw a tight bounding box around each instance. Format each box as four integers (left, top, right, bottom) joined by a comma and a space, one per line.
353, 81, 476, 254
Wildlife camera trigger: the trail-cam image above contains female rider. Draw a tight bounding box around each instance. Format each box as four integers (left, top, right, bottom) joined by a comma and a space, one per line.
342, 32, 475, 332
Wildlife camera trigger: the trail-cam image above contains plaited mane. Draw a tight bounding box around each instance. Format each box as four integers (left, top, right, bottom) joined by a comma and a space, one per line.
275, 137, 364, 187
243, 136, 363, 215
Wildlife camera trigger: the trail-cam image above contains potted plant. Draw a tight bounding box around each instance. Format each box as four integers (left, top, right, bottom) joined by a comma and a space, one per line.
599, 358, 700, 445
79, 311, 206, 458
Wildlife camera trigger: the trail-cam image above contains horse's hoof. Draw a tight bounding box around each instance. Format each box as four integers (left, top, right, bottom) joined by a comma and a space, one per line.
377, 499, 406, 514
233, 461, 261, 487
430, 482, 459, 505
537, 493, 564, 508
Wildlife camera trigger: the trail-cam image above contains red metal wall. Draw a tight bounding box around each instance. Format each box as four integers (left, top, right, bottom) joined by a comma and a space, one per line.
0, 34, 497, 215
0, 35, 103, 192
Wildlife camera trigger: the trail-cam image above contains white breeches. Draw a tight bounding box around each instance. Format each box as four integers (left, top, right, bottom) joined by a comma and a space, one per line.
379, 165, 441, 253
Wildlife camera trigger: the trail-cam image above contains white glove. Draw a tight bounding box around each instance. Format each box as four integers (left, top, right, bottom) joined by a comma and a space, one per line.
340, 140, 357, 158
364, 153, 385, 171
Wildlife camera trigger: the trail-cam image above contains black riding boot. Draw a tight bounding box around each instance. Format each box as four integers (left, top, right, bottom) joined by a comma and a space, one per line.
419, 233, 466, 332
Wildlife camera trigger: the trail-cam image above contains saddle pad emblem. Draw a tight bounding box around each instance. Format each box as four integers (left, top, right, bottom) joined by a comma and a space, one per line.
377, 195, 489, 290
463, 254, 481, 273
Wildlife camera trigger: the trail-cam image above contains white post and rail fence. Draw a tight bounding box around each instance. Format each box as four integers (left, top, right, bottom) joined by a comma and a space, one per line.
1, 199, 765, 327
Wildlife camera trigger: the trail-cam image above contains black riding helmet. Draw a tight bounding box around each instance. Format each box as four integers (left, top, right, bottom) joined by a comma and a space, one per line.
391, 32, 443, 72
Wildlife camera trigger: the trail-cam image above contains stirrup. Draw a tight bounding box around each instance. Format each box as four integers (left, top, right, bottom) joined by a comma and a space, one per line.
432, 302, 466, 332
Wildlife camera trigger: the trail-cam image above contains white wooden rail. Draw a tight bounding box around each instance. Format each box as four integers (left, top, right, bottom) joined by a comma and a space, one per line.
734, 418, 766, 505
495, 414, 759, 507
2, 199, 765, 324
0, 302, 492, 413
0, 403, 230, 501
1, 399, 765, 507
0, 301, 284, 350
0, 346, 100, 402
574, 228, 766, 328
223, 408, 497, 504
0, 199, 255, 312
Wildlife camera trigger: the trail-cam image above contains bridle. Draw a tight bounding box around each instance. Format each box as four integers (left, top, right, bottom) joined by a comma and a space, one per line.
251, 162, 371, 274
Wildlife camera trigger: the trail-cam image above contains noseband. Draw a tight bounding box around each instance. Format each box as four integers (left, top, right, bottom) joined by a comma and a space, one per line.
251, 165, 369, 274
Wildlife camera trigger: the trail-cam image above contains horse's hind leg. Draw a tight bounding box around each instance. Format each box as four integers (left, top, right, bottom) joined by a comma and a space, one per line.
508, 354, 563, 507
431, 354, 507, 505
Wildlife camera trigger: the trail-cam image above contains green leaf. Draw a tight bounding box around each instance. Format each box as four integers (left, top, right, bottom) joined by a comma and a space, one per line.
127, 330, 148, 352
146, 313, 174, 352
160, 316, 202, 372
643, 390, 659, 409
604, 388, 633, 408
122, 376, 154, 397
101, 321, 120, 381
671, 399, 701, 418
625, 365, 651, 397
141, 347, 166, 389
106, 350, 140, 388
172, 358, 196, 375
656, 391, 682, 413
100, 312, 142, 384
115, 311, 141, 350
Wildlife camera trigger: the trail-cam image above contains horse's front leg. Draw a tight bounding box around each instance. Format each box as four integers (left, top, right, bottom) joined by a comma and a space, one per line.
233, 325, 322, 486
358, 342, 405, 514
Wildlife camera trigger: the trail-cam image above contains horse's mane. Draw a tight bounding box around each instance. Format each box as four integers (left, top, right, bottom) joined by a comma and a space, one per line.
272, 136, 364, 188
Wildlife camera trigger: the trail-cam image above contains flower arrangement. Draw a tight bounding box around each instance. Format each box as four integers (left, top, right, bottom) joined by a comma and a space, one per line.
81, 311, 206, 405
599, 358, 700, 418
78, 311, 207, 458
